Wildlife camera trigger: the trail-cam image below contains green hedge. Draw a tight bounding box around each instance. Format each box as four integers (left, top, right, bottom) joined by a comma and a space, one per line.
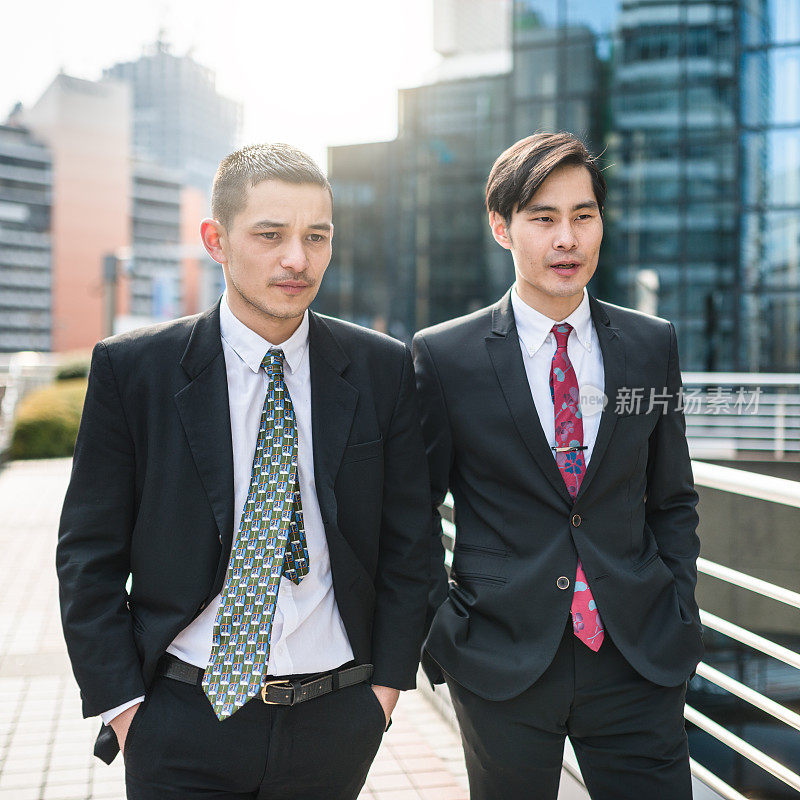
9, 378, 88, 460
56, 360, 90, 381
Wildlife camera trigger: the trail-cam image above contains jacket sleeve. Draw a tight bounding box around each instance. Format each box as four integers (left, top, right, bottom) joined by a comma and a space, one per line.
411, 334, 451, 641
370, 346, 431, 689
645, 322, 701, 627
56, 341, 146, 718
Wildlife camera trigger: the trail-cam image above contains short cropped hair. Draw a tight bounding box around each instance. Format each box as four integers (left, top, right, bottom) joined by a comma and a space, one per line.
211, 143, 332, 228
486, 132, 606, 222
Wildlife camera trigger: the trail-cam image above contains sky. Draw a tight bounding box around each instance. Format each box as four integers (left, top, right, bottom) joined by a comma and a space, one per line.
2, 0, 442, 169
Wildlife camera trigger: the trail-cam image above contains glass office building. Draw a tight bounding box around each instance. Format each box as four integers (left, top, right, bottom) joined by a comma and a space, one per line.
323, 0, 800, 373
105, 40, 241, 193
609, 0, 738, 370
740, 0, 800, 370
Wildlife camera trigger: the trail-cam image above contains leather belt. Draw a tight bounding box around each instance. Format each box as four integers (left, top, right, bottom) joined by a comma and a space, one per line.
156, 653, 374, 706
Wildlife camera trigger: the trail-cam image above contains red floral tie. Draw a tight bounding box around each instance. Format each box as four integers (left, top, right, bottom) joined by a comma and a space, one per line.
550, 323, 604, 652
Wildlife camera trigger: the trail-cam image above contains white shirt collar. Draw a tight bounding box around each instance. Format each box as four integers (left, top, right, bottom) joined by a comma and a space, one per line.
511, 285, 593, 357
219, 293, 309, 375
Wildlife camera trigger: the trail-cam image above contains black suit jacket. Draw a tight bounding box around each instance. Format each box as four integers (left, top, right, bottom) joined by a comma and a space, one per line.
56, 302, 430, 763
413, 290, 703, 700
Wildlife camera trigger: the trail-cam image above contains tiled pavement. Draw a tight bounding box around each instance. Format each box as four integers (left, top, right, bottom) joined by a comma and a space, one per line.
0, 458, 468, 800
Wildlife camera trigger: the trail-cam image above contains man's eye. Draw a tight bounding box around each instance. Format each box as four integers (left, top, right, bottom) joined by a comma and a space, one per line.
533, 217, 552, 223
260, 232, 278, 240
308, 234, 326, 243
576, 214, 593, 221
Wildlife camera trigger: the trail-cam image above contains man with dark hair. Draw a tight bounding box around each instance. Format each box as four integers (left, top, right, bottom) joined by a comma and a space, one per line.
413, 132, 703, 799
57, 142, 431, 799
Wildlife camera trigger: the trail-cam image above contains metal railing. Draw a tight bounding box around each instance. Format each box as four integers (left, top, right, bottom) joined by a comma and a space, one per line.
682, 373, 800, 459
437, 458, 800, 799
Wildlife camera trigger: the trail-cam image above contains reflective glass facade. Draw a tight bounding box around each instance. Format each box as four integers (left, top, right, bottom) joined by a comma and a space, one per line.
609, 0, 738, 370
105, 42, 242, 193
322, 0, 800, 375
741, 0, 800, 370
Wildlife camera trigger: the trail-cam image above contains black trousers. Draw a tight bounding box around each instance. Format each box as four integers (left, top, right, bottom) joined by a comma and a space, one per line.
445, 618, 691, 800
123, 670, 386, 799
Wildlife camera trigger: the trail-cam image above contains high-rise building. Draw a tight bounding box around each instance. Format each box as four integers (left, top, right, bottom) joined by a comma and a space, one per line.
320, 2, 513, 335
0, 123, 52, 352
609, 0, 738, 370
324, 0, 800, 374
17, 67, 225, 352
396, 69, 512, 329
740, 0, 800, 370
126, 160, 183, 325
325, 141, 403, 335
105, 39, 242, 193
6, 39, 240, 352
22, 74, 132, 352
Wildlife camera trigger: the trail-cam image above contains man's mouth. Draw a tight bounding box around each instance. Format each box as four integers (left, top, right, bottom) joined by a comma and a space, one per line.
273, 281, 311, 295
550, 261, 580, 275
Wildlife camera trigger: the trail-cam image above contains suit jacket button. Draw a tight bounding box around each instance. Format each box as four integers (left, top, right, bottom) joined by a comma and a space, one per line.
557, 576, 570, 590
571, 514, 582, 527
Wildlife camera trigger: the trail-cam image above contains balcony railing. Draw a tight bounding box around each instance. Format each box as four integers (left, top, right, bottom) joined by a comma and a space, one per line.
436, 459, 800, 799
682, 373, 800, 459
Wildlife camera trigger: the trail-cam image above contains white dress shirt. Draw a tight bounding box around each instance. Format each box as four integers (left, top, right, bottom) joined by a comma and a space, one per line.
510, 286, 605, 465
101, 296, 353, 725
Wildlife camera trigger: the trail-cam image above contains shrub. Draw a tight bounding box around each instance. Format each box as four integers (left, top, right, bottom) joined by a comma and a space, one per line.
56, 354, 91, 381
9, 378, 88, 460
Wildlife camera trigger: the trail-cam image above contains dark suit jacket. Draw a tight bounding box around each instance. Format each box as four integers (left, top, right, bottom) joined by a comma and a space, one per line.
56, 301, 430, 763
413, 289, 703, 701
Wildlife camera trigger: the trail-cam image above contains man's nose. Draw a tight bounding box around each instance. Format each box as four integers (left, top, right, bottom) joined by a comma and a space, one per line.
279, 237, 308, 270
553, 223, 578, 250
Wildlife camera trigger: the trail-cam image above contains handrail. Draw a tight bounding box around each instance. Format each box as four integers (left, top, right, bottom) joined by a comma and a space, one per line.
688, 760, 748, 800
691, 460, 800, 509
684, 705, 800, 792
694, 663, 800, 732
699, 611, 800, 671
683, 372, 800, 385
697, 558, 800, 609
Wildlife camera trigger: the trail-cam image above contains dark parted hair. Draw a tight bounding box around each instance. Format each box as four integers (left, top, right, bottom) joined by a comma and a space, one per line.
486, 132, 607, 222
211, 143, 332, 229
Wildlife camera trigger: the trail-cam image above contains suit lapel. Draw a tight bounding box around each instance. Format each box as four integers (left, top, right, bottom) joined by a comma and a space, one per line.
308, 312, 359, 519
575, 295, 626, 502
174, 302, 235, 560
486, 290, 573, 505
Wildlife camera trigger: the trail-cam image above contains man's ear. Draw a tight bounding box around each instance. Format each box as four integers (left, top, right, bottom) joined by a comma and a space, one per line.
489, 211, 512, 251
201, 218, 227, 265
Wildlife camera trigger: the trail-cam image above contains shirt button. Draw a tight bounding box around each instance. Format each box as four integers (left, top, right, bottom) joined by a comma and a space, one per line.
572, 514, 582, 527
557, 576, 570, 590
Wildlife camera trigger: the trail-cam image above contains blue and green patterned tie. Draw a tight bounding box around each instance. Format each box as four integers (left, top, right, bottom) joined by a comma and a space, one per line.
201, 349, 309, 720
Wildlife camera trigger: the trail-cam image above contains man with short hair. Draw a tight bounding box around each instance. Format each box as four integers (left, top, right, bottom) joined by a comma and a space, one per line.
414, 132, 703, 799
57, 142, 430, 799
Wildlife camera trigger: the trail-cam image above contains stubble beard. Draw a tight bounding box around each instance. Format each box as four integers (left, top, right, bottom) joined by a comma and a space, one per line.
230, 274, 315, 323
